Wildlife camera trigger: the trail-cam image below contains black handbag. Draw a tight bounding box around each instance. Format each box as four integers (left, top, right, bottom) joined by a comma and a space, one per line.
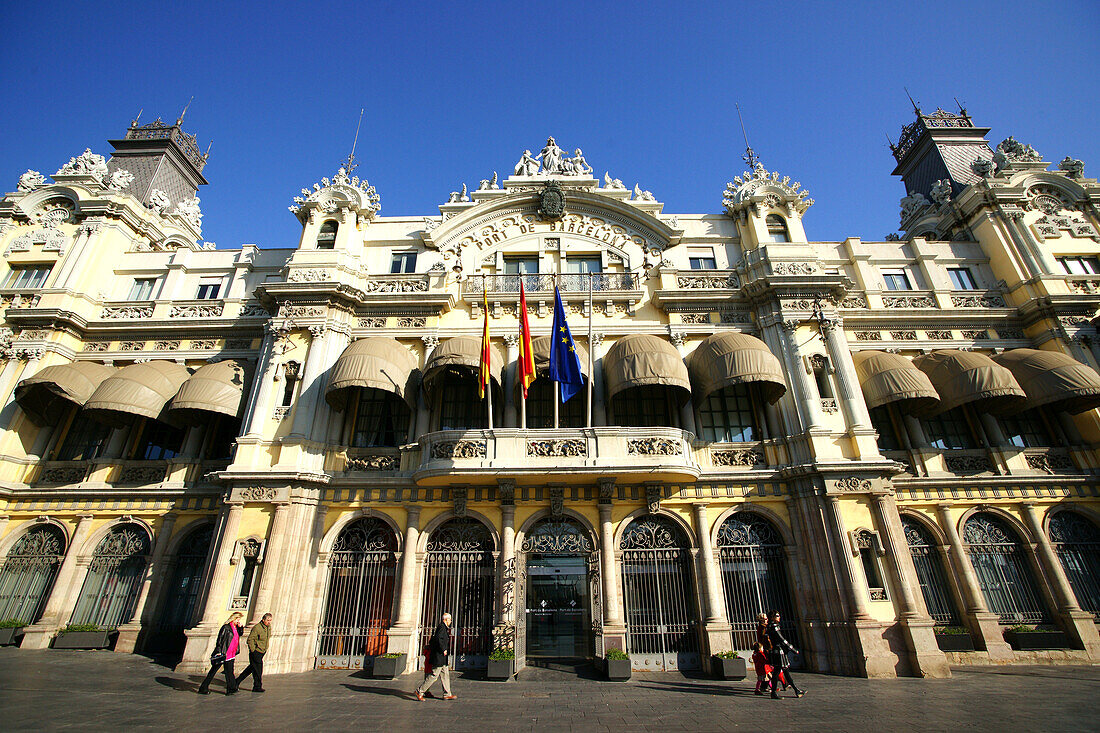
210, 651, 226, 666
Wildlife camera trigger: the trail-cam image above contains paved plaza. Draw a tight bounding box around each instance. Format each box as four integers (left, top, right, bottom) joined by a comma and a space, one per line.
0, 649, 1097, 732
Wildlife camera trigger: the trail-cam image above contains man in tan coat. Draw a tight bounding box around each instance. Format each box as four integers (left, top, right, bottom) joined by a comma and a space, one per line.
235, 613, 272, 692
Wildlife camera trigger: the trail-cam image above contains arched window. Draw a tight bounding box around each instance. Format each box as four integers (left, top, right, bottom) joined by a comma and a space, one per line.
611, 385, 676, 428
901, 517, 959, 625
963, 513, 1046, 624
317, 220, 338, 249
70, 523, 151, 628
717, 511, 796, 650
348, 388, 411, 447
521, 517, 597, 659
1048, 511, 1100, 619
698, 384, 759, 442
0, 524, 66, 624
317, 517, 399, 668
150, 523, 213, 654
765, 215, 790, 243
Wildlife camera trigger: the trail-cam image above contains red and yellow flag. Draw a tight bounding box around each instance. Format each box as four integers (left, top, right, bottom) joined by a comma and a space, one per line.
478, 284, 491, 399
518, 280, 536, 398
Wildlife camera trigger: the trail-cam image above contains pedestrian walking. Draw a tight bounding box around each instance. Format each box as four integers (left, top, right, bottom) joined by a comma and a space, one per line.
766, 610, 805, 699
414, 612, 455, 701
751, 642, 771, 696
197, 611, 244, 695
235, 613, 272, 692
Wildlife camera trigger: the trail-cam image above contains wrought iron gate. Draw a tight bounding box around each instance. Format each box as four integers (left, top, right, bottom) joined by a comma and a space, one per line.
70, 524, 150, 628
1049, 511, 1100, 620
619, 515, 700, 671
317, 517, 398, 669
964, 514, 1046, 624
420, 518, 495, 669
902, 517, 959, 625
716, 512, 798, 651
149, 523, 213, 654
0, 524, 65, 624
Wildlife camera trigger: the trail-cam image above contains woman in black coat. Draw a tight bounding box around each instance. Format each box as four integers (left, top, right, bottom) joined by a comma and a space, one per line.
198, 612, 245, 695
765, 610, 805, 699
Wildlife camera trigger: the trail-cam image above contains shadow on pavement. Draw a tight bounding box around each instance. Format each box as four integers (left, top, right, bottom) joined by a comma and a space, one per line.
155, 675, 198, 693
342, 683, 415, 699
635, 679, 756, 696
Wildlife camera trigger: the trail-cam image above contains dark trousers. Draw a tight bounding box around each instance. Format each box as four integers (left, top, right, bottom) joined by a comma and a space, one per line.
199, 659, 236, 693
236, 651, 265, 690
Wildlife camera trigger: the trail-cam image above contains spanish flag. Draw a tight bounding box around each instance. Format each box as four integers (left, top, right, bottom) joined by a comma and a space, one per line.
478, 283, 491, 399
518, 280, 536, 398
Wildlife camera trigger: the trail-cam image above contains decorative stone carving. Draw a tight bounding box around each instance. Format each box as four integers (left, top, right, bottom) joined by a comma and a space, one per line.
279, 304, 325, 319
42, 465, 86, 484
712, 449, 765, 468
926, 330, 952, 340
272, 405, 290, 421
154, 340, 180, 351
102, 305, 153, 319
929, 179, 953, 206
497, 479, 516, 505
452, 486, 468, 518
56, 149, 109, 183
169, 303, 223, 318
148, 188, 171, 213
820, 398, 839, 414
632, 184, 656, 202
854, 331, 882, 341
537, 180, 566, 221
723, 163, 813, 216
431, 440, 487, 459
996, 328, 1024, 340
477, 172, 499, 190
290, 167, 380, 220
240, 486, 278, 502
944, 454, 993, 473
357, 316, 385, 328
1058, 157, 1084, 179
889, 331, 917, 341
995, 136, 1041, 166
83, 341, 109, 352
238, 303, 269, 318
5, 227, 68, 257
549, 487, 565, 518
951, 294, 1005, 308
884, 233, 901, 241
899, 191, 931, 223
834, 476, 872, 492
676, 272, 740, 289
603, 172, 626, 189
772, 262, 817, 276
627, 437, 681, 456
108, 168, 134, 191
397, 317, 426, 328
680, 313, 710, 324
288, 268, 327, 283
363, 277, 427, 293
971, 157, 995, 178
840, 295, 868, 309
190, 339, 216, 350
17, 170, 46, 192
172, 196, 203, 232
119, 341, 145, 351
117, 465, 165, 484
960, 329, 989, 340
527, 439, 586, 458
882, 294, 937, 309
1025, 452, 1074, 474
645, 485, 662, 513
345, 453, 398, 471
598, 477, 615, 504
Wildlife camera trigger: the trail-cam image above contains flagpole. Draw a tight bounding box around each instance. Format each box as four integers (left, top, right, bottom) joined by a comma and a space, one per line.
586, 270, 594, 428
553, 275, 560, 430
484, 274, 493, 430
519, 291, 526, 430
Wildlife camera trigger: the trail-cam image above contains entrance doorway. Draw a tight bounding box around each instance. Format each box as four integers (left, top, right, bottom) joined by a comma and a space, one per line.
526, 555, 590, 658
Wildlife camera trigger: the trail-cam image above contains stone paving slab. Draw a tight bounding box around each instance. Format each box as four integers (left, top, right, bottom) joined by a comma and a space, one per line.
0, 649, 1097, 732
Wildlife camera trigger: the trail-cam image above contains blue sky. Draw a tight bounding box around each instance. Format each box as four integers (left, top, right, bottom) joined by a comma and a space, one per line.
2, 0, 1097, 249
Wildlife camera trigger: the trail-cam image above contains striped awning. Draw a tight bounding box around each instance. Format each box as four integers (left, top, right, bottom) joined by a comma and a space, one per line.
913, 349, 1026, 415
84, 361, 192, 427
169, 360, 251, 424
422, 336, 505, 396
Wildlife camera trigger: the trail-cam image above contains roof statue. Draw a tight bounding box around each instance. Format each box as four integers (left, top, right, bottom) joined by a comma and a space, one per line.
604, 172, 626, 189
17, 170, 46, 192
512, 138, 596, 178
289, 166, 380, 223
55, 148, 109, 184
723, 163, 813, 219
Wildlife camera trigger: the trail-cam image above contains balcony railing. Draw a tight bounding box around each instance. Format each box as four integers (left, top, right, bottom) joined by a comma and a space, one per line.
462, 273, 638, 294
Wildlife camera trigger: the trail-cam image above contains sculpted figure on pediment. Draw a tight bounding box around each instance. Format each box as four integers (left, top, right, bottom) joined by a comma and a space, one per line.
515, 150, 540, 177
540, 137, 565, 174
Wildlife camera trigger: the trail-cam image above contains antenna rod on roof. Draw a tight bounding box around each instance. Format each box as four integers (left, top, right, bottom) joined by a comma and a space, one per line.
954, 96, 966, 114
886, 132, 895, 150
131, 108, 143, 128
177, 96, 193, 126
204, 140, 213, 160
342, 108, 364, 174
735, 102, 761, 169
904, 87, 920, 114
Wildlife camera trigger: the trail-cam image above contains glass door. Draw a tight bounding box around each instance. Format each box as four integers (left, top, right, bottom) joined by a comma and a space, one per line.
525, 555, 590, 658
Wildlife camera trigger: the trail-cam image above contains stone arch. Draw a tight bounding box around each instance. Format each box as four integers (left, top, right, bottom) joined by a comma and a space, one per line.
79, 516, 154, 557
709, 503, 794, 548
13, 186, 82, 220
418, 509, 499, 553
958, 505, 1034, 545
321, 508, 404, 555
897, 509, 950, 548
1043, 502, 1100, 537
0, 516, 70, 557
516, 508, 599, 552
163, 517, 215, 558
613, 506, 697, 550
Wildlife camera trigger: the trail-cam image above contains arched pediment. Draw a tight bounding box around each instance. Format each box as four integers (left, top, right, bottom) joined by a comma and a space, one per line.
422, 188, 682, 274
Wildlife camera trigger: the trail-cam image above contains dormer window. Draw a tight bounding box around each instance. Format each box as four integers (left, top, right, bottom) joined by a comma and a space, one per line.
765, 215, 790, 243
317, 221, 338, 249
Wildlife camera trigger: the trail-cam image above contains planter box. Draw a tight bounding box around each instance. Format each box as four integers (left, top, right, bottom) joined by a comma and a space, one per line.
0, 627, 23, 646
53, 630, 114, 650
606, 658, 631, 681
712, 655, 747, 680
486, 658, 513, 681
371, 654, 406, 679
1005, 630, 1070, 651
934, 632, 975, 652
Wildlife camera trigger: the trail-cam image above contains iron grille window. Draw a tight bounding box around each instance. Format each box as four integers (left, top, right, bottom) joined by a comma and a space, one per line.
70, 524, 150, 628
923, 407, 978, 450
999, 409, 1053, 448
317, 220, 338, 249
611, 385, 675, 428
438, 371, 486, 430
55, 411, 111, 461
963, 514, 1046, 624
151, 523, 213, 654
765, 215, 790, 243
947, 267, 978, 290
902, 517, 959, 625
717, 512, 797, 652
351, 388, 410, 447
525, 377, 585, 429
698, 384, 758, 443
1048, 511, 1100, 620
133, 419, 185, 460
0, 524, 65, 624
882, 269, 913, 291
868, 405, 903, 451
3, 265, 51, 289
390, 251, 417, 273
127, 278, 156, 300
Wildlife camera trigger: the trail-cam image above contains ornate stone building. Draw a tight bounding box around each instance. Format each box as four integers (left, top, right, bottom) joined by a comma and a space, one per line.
0, 111, 1098, 679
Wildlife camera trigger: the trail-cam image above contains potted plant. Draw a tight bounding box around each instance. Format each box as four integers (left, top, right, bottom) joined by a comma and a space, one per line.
53, 623, 115, 650
486, 647, 514, 681
371, 652, 407, 679
1004, 625, 1070, 651
712, 650, 747, 680
605, 648, 631, 681
933, 626, 975, 652
0, 618, 26, 646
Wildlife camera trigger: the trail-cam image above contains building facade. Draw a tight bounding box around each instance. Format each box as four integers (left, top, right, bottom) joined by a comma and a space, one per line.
0, 111, 1098, 679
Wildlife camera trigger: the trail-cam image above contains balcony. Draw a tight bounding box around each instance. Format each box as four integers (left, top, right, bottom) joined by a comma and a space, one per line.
412, 427, 700, 485
461, 274, 643, 318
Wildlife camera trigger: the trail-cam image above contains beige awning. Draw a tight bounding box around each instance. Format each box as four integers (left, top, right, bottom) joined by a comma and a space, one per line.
687, 332, 786, 404
169, 360, 251, 424
326, 337, 419, 410
15, 361, 116, 425
852, 351, 940, 414
422, 336, 505, 396
913, 349, 1026, 415
512, 336, 590, 400
992, 348, 1100, 414
84, 361, 192, 427
603, 334, 691, 401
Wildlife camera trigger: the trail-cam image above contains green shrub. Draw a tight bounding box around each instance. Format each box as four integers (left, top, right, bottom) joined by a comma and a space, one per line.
0, 619, 26, 629
605, 649, 629, 660
379, 652, 404, 658
489, 648, 515, 661
60, 623, 106, 634
1008, 625, 1060, 633
714, 650, 742, 658
934, 626, 970, 635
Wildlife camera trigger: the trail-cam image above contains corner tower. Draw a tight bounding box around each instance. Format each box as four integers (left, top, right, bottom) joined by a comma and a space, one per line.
105, 112, 209, 209
890, 106, 994, 200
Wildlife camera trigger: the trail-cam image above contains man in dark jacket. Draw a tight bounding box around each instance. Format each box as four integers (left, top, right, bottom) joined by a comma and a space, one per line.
415, 613, 455, 701
235, 613, 272, 692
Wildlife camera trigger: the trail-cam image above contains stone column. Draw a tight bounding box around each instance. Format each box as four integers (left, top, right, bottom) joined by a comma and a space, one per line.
250, 502, 292, 622
825, 495, 871, 621
502, 334, 519, 428
499, 502, 517, 624
1020, 503, 1100, 657
692, 503, 731, 654
414, 337, 438, 439
591, 333, 607, 427
310, 329, 350, 440
21, 514, 95, 648
242, 329, 279, 438
821, 317, 871, 430
935, 504, 1012, 660
870, 494, 950, 677
388, 506, 422, 659
598, 501, 625, 650
777, 321, 825, 431
117, 513, 179, 653
289, 327, 331, 439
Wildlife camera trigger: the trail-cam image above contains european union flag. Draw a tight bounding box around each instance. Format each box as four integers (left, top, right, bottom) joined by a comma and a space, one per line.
549, 287, 584, 403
